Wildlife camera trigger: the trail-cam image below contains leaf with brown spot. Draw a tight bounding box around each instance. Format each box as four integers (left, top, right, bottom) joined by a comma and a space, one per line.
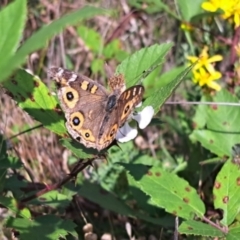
122, 163, 205, 220
179, 220, 224, 237
213, 159, 240, 226
77, 181, 172, 227
191, 90, 240, 157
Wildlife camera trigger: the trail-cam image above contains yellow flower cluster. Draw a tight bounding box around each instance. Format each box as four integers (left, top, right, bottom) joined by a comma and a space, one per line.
187, 46, 223, 91
202, 0, 240, 28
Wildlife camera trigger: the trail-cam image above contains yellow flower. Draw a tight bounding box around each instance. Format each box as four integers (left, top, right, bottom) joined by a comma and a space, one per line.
187, 46, 223, 73
202, 0, 240, 28
193, 67, 222, 91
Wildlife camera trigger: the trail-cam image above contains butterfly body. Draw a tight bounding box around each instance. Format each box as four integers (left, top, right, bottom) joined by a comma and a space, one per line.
49, 67, 144, 151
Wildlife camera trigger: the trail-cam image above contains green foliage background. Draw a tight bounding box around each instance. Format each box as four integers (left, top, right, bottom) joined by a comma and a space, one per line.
1, 0, 240, 239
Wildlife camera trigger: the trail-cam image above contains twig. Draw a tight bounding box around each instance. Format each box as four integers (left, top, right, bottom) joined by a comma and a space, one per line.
21, 158, 95, 203
8, 124, 43, 140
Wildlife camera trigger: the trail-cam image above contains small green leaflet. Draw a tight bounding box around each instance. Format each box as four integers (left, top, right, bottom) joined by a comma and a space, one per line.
3, 69, 66, 136
6, 215, 77, 240
0, 196, 31, 219
179, 220, 224, 237
60, 139, 97, 159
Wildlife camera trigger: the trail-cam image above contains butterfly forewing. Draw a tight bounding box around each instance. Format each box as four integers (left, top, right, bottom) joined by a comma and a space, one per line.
118, 85, 144, 127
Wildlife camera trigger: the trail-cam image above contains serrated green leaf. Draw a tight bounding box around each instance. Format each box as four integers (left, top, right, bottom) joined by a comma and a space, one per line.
28, 190, 71, 209
60, 139, 97, 159
0, 196, 31, 219
78, 181, 173, 226
3, 69, 66, 136
213, 160, 240, 226
5, 175, 28, 193
0, 6, 107, 82
179, 220, 224, 237
122, 163, 205, 220
0, 0, 27, 67
6, 215, 77, 240
143, 65, 193, 113
190, 90, 240, 157
228, 224, 240, 240
0, 156, 22, 169
116, 43, 173, 87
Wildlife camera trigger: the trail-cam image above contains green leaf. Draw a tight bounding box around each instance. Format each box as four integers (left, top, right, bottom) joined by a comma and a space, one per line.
177, 0, 204, 21
29, 190, 71, 209
0, 6, 107, 82
228, 224, 240, 240
116, 43, 173, 87
103, 39, 128, 61
60, 139, 97, 159
122, 164, 205, 220
6, 215, 77, 240
179, 220, 224, 237
192, 96, 209, 129
190, 90, 240, 157
213, 160, 240, 226
78, 181, 173, 226
156, 65, 187, 88
91, 58, 105, 75
0, 156, 22, 169
143, 64, 193, 113
77, 25, 103, 53
0, 196, 31, 219
3, 69, 66, 136
0, 0, 27, 67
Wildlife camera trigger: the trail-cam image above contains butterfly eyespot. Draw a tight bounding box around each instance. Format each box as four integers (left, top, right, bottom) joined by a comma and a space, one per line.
110, 129, 116, 137
124, 105, 130, 114
66, 91, 74, 100
72, 117, 80, 126
85, 132, 90, 138
109, 124, 118, 138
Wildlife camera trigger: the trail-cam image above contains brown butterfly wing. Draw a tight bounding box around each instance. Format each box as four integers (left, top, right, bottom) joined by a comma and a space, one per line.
117, 85, 144, 127
96, 85, 144, 151
50, 67, 109, 149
